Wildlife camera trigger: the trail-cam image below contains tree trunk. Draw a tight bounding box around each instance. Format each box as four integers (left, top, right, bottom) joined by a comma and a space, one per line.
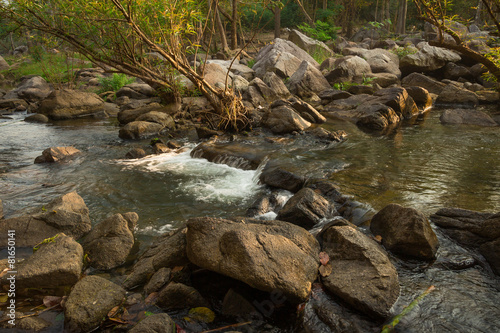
395, 0, 407, 34
475, 0, 483, 24
213, 1, 228, 52
323, 0, 327, 10
295, 0, 314, 25
231, 0, 237, 49
274, 4, 281, 39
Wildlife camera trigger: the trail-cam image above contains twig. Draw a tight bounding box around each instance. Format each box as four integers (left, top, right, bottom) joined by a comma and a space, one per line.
200, 321, 252, 333
0, 303, 61, 323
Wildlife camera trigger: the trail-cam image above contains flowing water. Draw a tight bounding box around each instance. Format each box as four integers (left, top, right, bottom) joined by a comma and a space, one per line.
1, 109, 500, 332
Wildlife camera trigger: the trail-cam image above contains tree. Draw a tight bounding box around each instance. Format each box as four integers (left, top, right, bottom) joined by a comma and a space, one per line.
414, 0, 500, 82
395, 0, 408, 34
0, 0, 250, 131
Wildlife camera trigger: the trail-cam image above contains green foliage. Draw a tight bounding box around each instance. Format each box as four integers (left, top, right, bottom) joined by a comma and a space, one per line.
298, 20, 340, 42
483, 47, 500, 82
240, 2, 274, 30
98, 73, 135, 93
33, 235, 59, 252
333, 76, 374, 91
310, 48, 332, 65
247, 59, 256, 68
392, 45, 418, 59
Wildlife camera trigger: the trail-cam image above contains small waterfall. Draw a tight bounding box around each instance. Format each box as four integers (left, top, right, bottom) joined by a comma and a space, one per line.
213, 154, 252, 170
252, 156, 269, 184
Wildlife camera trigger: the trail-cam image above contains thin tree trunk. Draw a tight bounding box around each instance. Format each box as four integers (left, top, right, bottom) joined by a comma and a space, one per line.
10, 32, 15, 52
295, 0, 314, 25
274, 5, 281, 39
323, 0, 327, 10
231, 0, 238, 49
213, 1, 228, 51
375, 0, 379, 21
396, 0, 407, 34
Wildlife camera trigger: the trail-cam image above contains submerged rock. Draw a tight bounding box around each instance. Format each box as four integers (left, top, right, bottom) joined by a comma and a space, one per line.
24, 113, 49, 123
64, 275, 126, 333
34, 146, 81, 163
259, 164, 305, 193
129, 313, 176, 333
370, 203, 439, 260
186, 217, 320, 302
156, 282, 209, 310
118, 121, 164, 140
440, 109, 497, 126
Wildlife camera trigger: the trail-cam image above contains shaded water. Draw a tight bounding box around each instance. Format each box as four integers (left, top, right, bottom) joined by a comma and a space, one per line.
1, 109, 500, 332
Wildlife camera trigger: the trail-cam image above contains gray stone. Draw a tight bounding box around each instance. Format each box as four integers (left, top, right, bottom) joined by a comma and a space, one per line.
118, 103, 168, 124
144, 267, 172, 295
64, 276, 126, 332
287, 61, 331, 100
0, 99, 29, 110
400, 42, 461, 73
288, 29, 333, 58
24, 114, 49, 123
39, 89, 105, 120
156, 282, 209, 310
129, 313, 176, 333
321, 225, 399, 318
263, 72, 291, 99
401, 72, 446, 95
116, 83, 156, 99
289, 98, 326, 124
136, 111, 175, 128
261, 104, 311, 134
440, 109, 497, 126
0, 55, 9, 71
259, 165, 305, 193
325, 56, 372, 84
435, 84, 479, 108
118, 121, 164, 140
356, 103, 400, 130
125, 148, 147, 159
34, 146, 81, 163
343, 47, 401, 77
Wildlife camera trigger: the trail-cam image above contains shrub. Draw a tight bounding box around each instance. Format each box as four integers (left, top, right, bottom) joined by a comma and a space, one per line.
98, 73, 135, 93
297, 20, 340, 42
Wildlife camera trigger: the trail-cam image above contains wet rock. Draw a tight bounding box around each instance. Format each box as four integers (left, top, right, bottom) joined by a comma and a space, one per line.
373, 87, 418, 119
0, 98, 29, 110
118, 121, 164, 140
0, 312, 51, 331
435, 84, 479, 108
14, 76, 51, 102
186, 217, 320, 302
136, 111, 175, 128
0, 192, 91, 248
288, 29, 333, 58
370, 203, 439, 260
125, 148, 147, 159
325, 56, 372, 84
370, 72, 401, 88
440, 109, 497, 126
191, 141, 267, 170
34, 146, 81, 163
289, 98, 326, 124
321, 225, 399, 318
261, 104, 311, 134
287, 61, 331, 100
38, 89, 105, 120
118, 103, 169, 124
144, 267, 172, 295
405, 86, 432, 110
259, 164, 305, 192
2, 233, 82, 290
64, 275, 126, 333
308, 127, 347, 142
122, 228, 188, 290
156, 282, 209, 310
129, 313, 176, 333
480, 238, 500, 275
400, 42, 461, 74
253, 38, 319, 79
116, 83, 156, 99
152, 142, 170, 154
401, 72, 446, 95
356, 103, 400, 130
277, 188, 335, 229
81, 212, 137, 270
24, 113, 49, 123
444, 62, 473, 81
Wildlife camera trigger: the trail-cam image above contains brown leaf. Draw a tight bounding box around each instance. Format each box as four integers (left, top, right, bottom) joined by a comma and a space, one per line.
171, 266, 184, 273
319, 252, 330, 266
145, 292, 158, 305
108, 317, 130, 325
319, 263, 333, 277
374, 235, 382, 243
107, 305, 120, 318
43, 296, 62, 308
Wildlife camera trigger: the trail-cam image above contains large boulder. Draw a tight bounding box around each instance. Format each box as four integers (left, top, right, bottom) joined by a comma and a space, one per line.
201, 62, 231, 88
370, 204, 439, 260
38, 89, 105, 120
64, 276, 126, 333
136, 111, 175, 128
81, 212, 138, 270
259, 164, 305, 193
261, 104, 311, 134
118, 121, 164, 140
2, 233, 82, 290
206, 59, 256, 81
14, 76, 51, 102
0, 192, 91, 248
248, 77, 279, 103
117, 103, 170, 124
356, 103, 400, 130
405, 86, 433, 110
343, 47, 401, 77
325, 56, 372, 84
263, 72, 291, 99
115, 83, 156, 99
321, 225, 400, 318
288, 29, 334, 59
401, 73, 446, 95
253, 38, 319, 79
277, 188, 335, 229
129, 313, 176, 333
191, 141, 267, 170
287, 61, 331, 100
373, 87, 419, 119
34, 146, 81, 163
435, 84, 479, 108
186, 217, 320, 302
289, 98, 326, 124
440, 109, 497, 126
400, 42, 461, 74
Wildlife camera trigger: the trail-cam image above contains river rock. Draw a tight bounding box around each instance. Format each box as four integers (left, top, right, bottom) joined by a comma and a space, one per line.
249, 77, 279, 103
136, 111, 175, 128
24, 113, 49, 123
435, 84, 479, 108
186, 217, 320, 302
356, 103, 400, 130
129, 313, 176, 333
373, 87, 418, 119
116, 83, 156, 99
277, 188, 334, 229
0, 200, 3, 220
0, 192, 91, 248
325, 56, 372, 84
64, 275, 126, 333
122, 228, 189, 290
144, 267, 172, 295
321, 225, 400, 318
289, 98, 326, 124
400, 42, 461, 74
261, 104, 311, 134
259, 164, 305, 192
0, 98, 29, 111
13, 76, 52, 102
191, 141, 267, 170
38, 89, 105, 120
405, 86, 432, 110
118, 103, 170, 124
118, 121, 164, 140
263, 72, 291, 99
370, 72, 401, 88
440, 109, 497, 126
156, 282, 210, 310
3, 233, 83, 290
253, 38, 319, 79
81, 213, 138, 270
370, 204, 439, 260
202, 62, 232, 88
401, 72, 447, 95
287, 60, 331, 100
288, 29, 333, 59
34, 146, 81, 163
318, 89, 352, 104
343, 47, 401, 77
0, 55, 9, 71
125, 148, 147, 159
444, 62, 473, 81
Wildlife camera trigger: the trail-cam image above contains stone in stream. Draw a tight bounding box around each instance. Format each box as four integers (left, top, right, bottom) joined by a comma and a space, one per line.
81, 212, 138, 270
435, 84, 479, 108
144, 267, 172, 295
261, 103, 311, 134
320, 225, 400, 318
156, 282, 210, 310
440, 109, 497, 126
0, 192, 91, 248
24, 113, 49, 123
286, 60, 331, 101
64, 275, 126, 332
136, 111, 175, 128
128, 313, 176, 333
0, 233, 83, 291
34, 146, 81, 163
9, 76, 52, 102
186, 217, 320, 303
38, 89, 105, 120
118, 120, 164, 140
405, 86, 432, 110
116, 83, 156, 100
259, 164, 306, 193
401, 72, 446, 95
370, 203, 439, 260
125, 148, 147, 159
